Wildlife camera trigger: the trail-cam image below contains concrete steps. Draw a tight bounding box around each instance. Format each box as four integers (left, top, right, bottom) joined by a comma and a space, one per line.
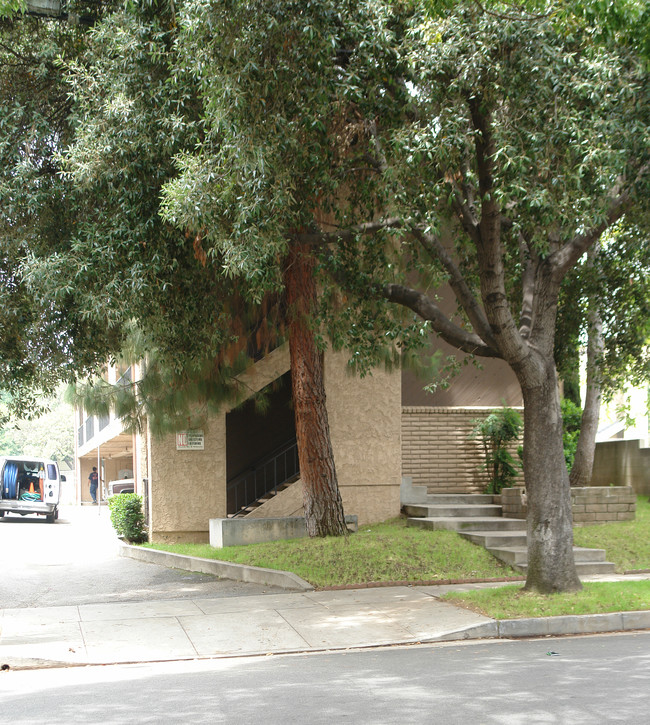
461, 530, 528, 548
408, 516, 528, 532
402, 503, 503, 519
403, 491, 616, 576
489, 545, 610, 567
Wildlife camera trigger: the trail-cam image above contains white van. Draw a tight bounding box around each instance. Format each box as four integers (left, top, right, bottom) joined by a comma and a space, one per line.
0, 456, 64, 523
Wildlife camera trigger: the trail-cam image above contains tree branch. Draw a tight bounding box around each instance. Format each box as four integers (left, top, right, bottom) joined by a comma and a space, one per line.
446, 170, 480, 245
518, 233, 536, 340
467, 95, 529, 366
367, 119, 388, 174
551, 162, 649, 280
409, 226, 497, 349
294, 217, 403, 246
382, 283, 500, 358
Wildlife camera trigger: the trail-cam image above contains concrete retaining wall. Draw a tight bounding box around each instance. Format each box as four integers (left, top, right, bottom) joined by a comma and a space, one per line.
499, 486, 636, 525
591, 439, 650, 497
121, 543, 313, 590
210, 515, 358, 548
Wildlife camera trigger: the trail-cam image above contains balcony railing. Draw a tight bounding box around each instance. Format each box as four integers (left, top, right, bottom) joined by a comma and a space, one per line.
85, 416, 94, 441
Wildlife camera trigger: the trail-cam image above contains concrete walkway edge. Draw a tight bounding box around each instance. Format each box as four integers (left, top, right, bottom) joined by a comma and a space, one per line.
120, 543, 314, 591
434, 611, 650, 642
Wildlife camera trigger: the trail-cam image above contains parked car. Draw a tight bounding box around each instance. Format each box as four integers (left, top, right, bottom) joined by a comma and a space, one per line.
107, 478, 135, 496
0, 456, 64, 523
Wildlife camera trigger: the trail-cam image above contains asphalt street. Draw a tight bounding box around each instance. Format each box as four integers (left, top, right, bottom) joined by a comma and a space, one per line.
1, 632, 648, 724
0, 505, 285, 609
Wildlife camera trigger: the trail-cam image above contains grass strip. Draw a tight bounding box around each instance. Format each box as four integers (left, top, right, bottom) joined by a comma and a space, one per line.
573, 496, 650, 572
441, 580, 650, 619
143, 518, 516, 587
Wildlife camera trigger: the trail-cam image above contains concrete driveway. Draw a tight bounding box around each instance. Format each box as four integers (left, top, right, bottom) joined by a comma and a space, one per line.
0, 504, 285, 609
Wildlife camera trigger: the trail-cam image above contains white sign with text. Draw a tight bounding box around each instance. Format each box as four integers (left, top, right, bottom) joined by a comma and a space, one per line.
176, 430, 205, 451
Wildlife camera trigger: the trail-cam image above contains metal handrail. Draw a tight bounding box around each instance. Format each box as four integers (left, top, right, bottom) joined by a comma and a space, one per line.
116, 368, 132, 387
227, 438, 299, 515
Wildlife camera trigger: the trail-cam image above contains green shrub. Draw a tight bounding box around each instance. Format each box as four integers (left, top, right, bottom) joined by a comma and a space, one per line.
561, 398, 582, 469
108, 493, 147, 543
470, 407, 523, 494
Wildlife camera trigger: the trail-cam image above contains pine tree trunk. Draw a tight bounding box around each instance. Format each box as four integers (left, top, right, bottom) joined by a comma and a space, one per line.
284, 242, 348, 537
520, 365, 582, 593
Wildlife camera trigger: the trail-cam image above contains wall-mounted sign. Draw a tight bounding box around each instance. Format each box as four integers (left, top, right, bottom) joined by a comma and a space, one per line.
176, 430, 204, 451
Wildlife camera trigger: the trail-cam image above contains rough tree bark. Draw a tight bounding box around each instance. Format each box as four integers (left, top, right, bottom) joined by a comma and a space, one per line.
518, 363, 583, 592
570, 243, 604, 487
485, 259, 583, 593
284, 241, 348, 537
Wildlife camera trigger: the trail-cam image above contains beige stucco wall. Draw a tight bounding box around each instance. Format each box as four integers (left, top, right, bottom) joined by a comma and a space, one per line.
149, 414, 227, 543
147, 345, 402, 541
245, 350, 404, 527
147, 348, 293, 542
245, 480, 305, 519
325, 350, 402, 524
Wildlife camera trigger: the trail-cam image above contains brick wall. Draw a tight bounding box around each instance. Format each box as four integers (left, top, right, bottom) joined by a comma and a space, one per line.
500, 486, 527, 519
571, 486, 637, 525
499, 486, 636, 525
401, 406, 524, 493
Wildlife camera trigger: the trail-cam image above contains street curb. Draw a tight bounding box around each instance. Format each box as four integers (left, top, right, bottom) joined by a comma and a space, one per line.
120, 543, 314, 591
493, 610, 650, 638
425, 612, 650, 643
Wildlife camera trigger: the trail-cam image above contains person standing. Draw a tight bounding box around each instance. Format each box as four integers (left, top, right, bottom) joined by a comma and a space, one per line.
88, 467, 99, 504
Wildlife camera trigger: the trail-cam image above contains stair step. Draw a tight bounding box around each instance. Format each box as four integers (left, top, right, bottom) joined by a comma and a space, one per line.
421, 494, 496, 505
404, 490, 615, 579
461, 530, 528, 548
407, 516, 527, 532
488, 545, 610, 566
574, 561, 618, 575
403, 504, 503, 518
573, 547, 610, 563
517, 561, 618, 576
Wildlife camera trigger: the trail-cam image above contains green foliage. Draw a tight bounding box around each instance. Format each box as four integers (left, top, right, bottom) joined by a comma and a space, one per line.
4, 0, 648, 420
0, 387, 74, 464
0, 11, 121, 418
108, 493, 147, 543
0, 0, 25, 18
556, 225, 650, 405
442, 580, 650, 619
470, 407, 523, 494
561, 397, 583, 470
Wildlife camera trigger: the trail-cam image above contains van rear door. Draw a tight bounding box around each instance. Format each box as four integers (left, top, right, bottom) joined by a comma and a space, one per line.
43, 462, 61, 505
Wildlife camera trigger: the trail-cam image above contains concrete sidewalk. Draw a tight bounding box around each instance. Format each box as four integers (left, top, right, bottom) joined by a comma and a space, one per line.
2, 575, 649, 671
0, 585, 495, 669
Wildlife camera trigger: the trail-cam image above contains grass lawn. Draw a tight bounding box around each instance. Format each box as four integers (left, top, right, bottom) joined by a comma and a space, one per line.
144, 517, 518, 588
573, 495, 650, 572
142, 496, 650, 617
441, 580, 650, 619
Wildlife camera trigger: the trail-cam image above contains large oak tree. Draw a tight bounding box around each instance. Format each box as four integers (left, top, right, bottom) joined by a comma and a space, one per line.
316, 2, 649, 592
